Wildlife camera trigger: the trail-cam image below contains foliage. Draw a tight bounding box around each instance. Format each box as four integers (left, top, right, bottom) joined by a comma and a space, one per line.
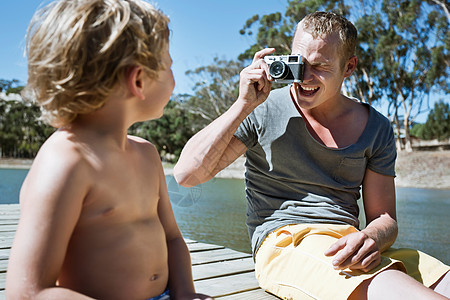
414, 100, 450, 140
0, 86, 55, 158
0, 79, 21, 93
376, 0, 449, 150
238, 0, 351, 62
410, 122, 425, 137
0, 79, 194, 162
128, 99, 195, 162
183, 58, 243, 129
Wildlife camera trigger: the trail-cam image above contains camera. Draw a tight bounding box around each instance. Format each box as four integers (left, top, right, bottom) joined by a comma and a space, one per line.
264, 54, 304, 83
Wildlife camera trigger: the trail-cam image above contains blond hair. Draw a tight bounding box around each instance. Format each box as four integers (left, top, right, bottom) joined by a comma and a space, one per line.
296, 12, 357, 66
24, 0, 170, 127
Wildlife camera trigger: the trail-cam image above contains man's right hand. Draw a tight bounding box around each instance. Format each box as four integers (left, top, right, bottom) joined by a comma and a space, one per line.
237, 48, 275, 109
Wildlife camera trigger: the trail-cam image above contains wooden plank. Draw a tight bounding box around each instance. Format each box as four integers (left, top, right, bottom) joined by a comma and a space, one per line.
194, 271, 261, 297
0, 225, 18, 233
188, 242, 225, 252
0, 250, 9, 261
191, 248, 252, 265
0, 207, 20, 216
0, 221, 19, 226
218, 289, 279, 299
192, 257, 255, 280
184, 238, 197, 244
0, 232, 16, 239
0, 238, 15, 249
0, 260, 8, 273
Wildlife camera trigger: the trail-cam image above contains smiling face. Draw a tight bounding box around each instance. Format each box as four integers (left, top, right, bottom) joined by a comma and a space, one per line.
290, 27, 356, 111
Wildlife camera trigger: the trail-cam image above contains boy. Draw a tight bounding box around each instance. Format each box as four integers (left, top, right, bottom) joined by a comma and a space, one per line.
6, 1, 211, 299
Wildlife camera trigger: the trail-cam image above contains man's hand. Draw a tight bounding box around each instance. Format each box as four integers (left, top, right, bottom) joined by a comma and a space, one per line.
324, 231, 381, 273
238, 48, 275, 108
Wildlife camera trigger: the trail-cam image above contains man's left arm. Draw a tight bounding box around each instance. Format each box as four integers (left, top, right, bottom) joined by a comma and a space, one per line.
324, 168, 398, 272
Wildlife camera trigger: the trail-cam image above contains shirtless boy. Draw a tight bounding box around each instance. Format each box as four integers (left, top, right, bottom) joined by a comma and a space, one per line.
6, 1, 211, 299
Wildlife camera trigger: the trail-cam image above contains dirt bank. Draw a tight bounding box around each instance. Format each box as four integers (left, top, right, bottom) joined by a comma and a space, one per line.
394, 150, 450, 190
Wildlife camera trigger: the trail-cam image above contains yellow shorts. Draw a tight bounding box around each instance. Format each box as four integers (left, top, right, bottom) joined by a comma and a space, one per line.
255, 224, 449, 300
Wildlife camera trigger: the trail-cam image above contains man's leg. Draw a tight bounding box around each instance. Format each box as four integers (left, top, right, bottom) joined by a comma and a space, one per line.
256, 224, 449, 299
431, 271, 450, 297
350, 269, 450, 300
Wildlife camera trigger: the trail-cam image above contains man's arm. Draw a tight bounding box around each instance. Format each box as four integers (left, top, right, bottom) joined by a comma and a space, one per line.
325, 169, 397, 272
174, 48, 275, 187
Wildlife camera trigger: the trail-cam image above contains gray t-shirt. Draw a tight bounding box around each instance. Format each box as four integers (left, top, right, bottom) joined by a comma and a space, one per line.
234, 85, 396, 254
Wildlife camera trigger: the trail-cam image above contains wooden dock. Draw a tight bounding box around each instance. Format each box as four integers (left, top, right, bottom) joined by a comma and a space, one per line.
0, 204, 277, 299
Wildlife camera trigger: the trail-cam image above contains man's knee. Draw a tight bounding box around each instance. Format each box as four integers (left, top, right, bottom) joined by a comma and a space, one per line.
430, 271, 450, 296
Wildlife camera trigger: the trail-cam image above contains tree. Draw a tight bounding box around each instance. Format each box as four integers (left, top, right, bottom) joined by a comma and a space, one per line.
0, 98, 54, 158
238, 0, 352, 62
418, 100, 450, 140
0, 79, 55, 158
128, 99, 195, 162
0, 78, 194, 161
183, 57, 243, 128
0, 79, 21, 93
238, 0, 449, 152
375, 0, 449, 151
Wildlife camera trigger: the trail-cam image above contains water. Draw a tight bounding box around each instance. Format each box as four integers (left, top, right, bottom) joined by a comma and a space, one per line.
1, 168, 449, 264
0, 168, 28, 204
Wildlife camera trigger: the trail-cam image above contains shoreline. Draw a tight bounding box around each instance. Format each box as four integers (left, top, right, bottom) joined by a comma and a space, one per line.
2, 150, 449, 190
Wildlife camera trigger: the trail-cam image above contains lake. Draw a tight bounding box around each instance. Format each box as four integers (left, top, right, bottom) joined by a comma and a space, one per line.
1, 168, 449, 265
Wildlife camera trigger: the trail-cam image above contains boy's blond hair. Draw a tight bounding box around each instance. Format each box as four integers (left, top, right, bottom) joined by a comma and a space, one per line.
24, 0, 170, 127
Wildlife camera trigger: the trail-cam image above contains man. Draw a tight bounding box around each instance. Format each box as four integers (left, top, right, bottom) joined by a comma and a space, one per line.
174, 12, 449, 299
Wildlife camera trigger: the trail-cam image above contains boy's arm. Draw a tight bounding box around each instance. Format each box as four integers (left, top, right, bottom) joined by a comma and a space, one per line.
6, 149, 94, 299
156, 158, 212, 300
325, 169, 397, 272
174, 48, 275, 187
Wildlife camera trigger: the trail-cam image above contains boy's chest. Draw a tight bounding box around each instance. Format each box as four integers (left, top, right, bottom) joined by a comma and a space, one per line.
80, 160, 161, 223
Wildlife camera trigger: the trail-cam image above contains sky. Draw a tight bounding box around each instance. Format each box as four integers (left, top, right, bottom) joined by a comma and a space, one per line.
0, 0, 288, 95
0, 0, 445, 122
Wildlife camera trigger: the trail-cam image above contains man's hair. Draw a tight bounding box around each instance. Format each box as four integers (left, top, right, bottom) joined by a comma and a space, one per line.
296, 11, 357, 65
24, 0, 170, 127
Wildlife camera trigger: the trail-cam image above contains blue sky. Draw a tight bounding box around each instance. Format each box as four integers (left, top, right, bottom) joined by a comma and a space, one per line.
0, 0, 287, 95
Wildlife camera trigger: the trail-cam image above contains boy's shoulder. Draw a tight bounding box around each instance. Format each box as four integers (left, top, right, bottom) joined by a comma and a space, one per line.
22, 131, 94, 208
128, 135, 156, 150
127, 135, 160, 158
33, 130, 94, 175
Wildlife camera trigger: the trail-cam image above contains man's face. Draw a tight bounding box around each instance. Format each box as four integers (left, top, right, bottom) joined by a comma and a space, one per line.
290, 27, 352, 110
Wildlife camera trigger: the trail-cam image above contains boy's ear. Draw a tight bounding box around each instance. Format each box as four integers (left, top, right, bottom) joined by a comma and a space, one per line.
344, 56, 357, 77
126, 66, 146, 100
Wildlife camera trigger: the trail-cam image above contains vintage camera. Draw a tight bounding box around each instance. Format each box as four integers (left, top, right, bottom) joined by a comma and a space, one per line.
264, 54, 304, 83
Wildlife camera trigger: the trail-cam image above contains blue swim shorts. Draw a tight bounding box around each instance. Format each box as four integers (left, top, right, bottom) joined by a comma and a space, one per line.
148, 289, 170, 300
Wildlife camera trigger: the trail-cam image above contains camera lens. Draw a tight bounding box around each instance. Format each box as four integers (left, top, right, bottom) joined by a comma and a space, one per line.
269, 61, 287, 79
